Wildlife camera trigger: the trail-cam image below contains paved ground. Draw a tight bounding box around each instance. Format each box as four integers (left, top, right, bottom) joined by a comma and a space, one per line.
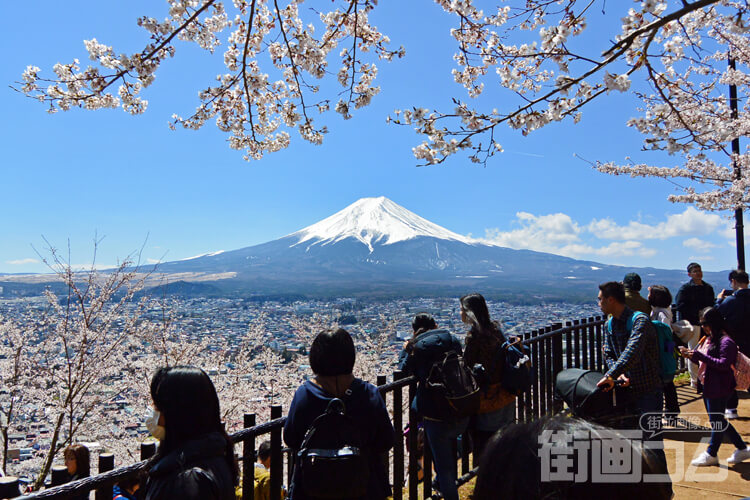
663, 383, 750, 499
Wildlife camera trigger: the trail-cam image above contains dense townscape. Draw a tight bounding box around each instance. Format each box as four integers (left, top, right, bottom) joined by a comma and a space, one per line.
0, 292, 598, 485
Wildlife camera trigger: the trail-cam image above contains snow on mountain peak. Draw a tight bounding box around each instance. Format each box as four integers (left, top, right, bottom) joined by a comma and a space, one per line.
290, 196, 472, 252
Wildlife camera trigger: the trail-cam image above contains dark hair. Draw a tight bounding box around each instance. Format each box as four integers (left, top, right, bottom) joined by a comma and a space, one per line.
687, 262, 701, 273
598, 281, 625, 304
116, 471, 144, 494
150, 366, 237, 483
460, 293, 501, 336
700, 307, 727, 344
648, 285, 672, 309
473, 416, 672, 500
729, 269, 749, 285
412, 313, 437, 335
623, 273, 642, 291
309, 328, 355, 376
257, 440, 271, 461
64, 444, 90, 478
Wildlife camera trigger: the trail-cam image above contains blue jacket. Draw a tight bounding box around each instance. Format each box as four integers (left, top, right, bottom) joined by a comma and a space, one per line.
284, 378, 394, 500
716, 288, 750, 356
397, 328, 464, 421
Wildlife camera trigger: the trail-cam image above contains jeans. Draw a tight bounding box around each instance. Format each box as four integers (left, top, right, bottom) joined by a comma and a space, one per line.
726, 390, 738, 411
663, 381, 679, 414
635, 389, 667, 469
471, 402, 515, 459
423, 417, 469, 500
703, 396, 747, 456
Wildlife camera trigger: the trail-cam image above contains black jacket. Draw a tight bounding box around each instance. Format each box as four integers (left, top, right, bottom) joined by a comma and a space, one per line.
675, 280, 714, 325
145, 432, 235, 500
284, 378, 394, 500
717, 288, 750, 356
397, 328, 464, 421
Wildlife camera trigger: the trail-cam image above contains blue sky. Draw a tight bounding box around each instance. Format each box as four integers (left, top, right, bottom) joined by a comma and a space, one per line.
0, 1, 742, 274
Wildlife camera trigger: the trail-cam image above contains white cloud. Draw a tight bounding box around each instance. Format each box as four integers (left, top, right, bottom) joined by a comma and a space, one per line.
588, 207, 723, 241
5, 258, 39, 265
483, 212, 580, 252
683, 238, 717, 252
481, 207, 732, 264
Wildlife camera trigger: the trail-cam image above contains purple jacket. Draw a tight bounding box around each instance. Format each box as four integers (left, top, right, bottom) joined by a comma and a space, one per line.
691, 334, 738, 399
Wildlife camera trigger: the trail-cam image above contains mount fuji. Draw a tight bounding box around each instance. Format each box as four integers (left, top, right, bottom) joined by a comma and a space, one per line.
151, 196, 698, 300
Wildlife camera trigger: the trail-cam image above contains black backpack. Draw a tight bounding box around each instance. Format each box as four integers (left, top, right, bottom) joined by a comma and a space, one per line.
426, 350, 481, 418
499, 337, 533, 395
294, 398, 369, 499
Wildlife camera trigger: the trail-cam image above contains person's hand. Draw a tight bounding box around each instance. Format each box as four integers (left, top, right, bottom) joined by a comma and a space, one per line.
718, 289, 728, 300
617, 374, 630, 387
597, 376, 615, 392
678, 346, 694, 359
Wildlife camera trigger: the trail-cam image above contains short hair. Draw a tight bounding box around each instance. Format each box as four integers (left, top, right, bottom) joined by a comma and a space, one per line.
64, 444, 90, 478
687, 262, 701, 273
412, 312, 437, 335
257, 440, 271, 461
729, 269, 749, 285
623, 273, 642, 291
473, 416, 672, 500
309, 328, 355, 376
648, 285, 672, 309
598, 281, 625, 304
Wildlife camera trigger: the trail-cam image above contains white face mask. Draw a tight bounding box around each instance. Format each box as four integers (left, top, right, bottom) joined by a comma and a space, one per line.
145, 408, 166, 441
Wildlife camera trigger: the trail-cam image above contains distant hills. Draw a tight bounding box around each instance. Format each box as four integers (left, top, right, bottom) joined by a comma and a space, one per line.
1, 197, 729, 302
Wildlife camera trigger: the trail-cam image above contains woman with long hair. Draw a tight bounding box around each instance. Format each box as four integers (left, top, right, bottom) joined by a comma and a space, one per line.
144, 366, 237, 499
63, 444, 90, 500
680, 308, 750, 466
460, 293, 516, 459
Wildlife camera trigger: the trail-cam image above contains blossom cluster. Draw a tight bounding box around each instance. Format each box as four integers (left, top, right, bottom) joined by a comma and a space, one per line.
17, 0, 403, 160
392, 0, 750, 212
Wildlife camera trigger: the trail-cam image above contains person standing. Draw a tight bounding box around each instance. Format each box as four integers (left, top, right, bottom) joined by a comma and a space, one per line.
596, 282, 665, 466
460, 293, 516, 460
284, 328, 394, 500
675, 263, 715, 326
398, 313, 467, 500
624, 273, 651, 315
715, 269, 750, 420
679, 308, 750, 466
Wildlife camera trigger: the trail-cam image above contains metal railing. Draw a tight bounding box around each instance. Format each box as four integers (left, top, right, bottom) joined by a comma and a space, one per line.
8, 314, 687, 500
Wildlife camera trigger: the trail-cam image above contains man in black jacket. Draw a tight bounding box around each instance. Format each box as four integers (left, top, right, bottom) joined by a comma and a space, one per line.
675, 262, 715, 325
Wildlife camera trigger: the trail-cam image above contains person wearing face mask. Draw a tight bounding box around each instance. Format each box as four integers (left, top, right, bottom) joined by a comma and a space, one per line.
144, 366, 237, 500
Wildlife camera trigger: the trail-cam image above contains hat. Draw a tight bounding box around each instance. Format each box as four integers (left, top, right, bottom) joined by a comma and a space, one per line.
623, 273, 642, 291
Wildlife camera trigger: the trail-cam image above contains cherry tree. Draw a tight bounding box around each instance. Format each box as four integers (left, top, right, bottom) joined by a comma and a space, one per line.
16, 0, 403, 161
395, 0, 750, 212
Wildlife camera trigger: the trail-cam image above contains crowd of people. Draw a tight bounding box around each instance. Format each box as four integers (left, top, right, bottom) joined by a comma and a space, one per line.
7, 268, 750, 500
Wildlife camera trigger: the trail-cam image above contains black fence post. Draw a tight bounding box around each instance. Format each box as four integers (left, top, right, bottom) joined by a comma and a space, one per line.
572, 319, 581, 368
594, 316, 604, 372
141, 441, 157, 460
407, 379, 418, 500
392, 371, 404, 500
0, 476, 21, 499
270, 405, 283, 500
530, 329, 541, 419
50, 465, 68, 486
552, 322, 564, 413
243, 413, 256, 500
565, 321, 573, 370
544, 325, 554, 414
422, 437, 432, 500
94, 453, 114, 500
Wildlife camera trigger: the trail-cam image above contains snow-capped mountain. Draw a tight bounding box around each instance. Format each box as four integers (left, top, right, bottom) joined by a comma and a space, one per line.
290, 196, 471, 251
153, 197, 691, 299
